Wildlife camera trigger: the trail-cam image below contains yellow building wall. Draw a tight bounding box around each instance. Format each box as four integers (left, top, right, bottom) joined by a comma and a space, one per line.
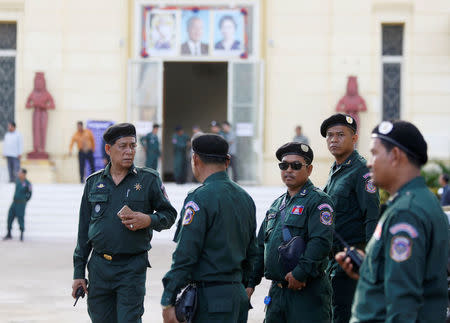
262, 0, 450, 186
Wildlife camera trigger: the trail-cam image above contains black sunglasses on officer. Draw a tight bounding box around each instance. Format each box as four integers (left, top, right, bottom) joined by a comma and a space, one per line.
278, 161, 309, 171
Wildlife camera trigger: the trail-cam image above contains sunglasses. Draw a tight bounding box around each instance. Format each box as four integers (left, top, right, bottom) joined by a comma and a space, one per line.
278, 161, 308, 171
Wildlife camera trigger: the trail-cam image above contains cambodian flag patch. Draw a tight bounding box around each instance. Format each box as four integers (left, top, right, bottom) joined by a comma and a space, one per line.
291, 205, 304, 215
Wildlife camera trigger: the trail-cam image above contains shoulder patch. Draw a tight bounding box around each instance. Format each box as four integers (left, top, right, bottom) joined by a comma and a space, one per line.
161, 184, 169, 200
365, 180, 377, 193
318, 203, 334, 212
373, 221, 383, 240
320, 210, 333, 226
389, 223, 418, 238
390, 236, 412, 262
185, 201, 200, 211
182, 207, 195, 225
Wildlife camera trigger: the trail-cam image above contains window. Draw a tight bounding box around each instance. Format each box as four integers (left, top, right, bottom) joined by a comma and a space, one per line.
382, 24, 403, 120
0, 23, 17, 139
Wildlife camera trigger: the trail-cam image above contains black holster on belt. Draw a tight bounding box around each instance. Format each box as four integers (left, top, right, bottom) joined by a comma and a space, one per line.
175, 284, 197, 323
278, 235, 306, 274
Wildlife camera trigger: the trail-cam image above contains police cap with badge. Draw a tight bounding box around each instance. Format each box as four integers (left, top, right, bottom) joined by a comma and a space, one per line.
276, 142, 314, 165
320, 113, 357, 137
192, 134, 230, 161
372, 120, 428, 166
103, 123, 136, 145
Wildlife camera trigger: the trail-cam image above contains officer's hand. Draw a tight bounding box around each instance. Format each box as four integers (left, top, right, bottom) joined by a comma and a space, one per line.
71, 279, 88, 298
284, 272, 306, 291
121, 211, 151, 231
335, 250, 363, 280
246, 287, 254, 299
162, 306, 179, 323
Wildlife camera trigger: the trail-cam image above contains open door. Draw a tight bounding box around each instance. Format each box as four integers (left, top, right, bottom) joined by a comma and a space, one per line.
228, 61, 264, 184
127, 60, 163, 168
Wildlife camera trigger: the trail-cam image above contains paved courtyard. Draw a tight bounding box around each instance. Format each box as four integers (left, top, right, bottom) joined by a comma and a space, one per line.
0, 183, 281, 323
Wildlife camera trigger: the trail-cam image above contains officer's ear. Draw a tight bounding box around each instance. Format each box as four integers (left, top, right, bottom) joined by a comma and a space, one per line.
306, 164, 313, 177
105, 143, 112, 156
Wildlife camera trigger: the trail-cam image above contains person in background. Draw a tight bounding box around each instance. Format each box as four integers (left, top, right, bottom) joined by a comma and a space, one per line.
222, 121, 239, 182
293, 125, 309, 145
140, 124, 160, 170
210, 120, 224, 137
438, 173, 450, 207
3, 168, 32, 241
69, 121, 96, 183
172, 126, 190, 184
3, 122, 23, 183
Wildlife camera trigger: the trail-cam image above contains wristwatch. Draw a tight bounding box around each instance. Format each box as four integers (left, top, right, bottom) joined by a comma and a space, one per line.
161, 304, 173, 310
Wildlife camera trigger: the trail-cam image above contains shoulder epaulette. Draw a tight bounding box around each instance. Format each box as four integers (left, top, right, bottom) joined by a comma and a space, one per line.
138, 166, 160, 177
86, 169, 104, 181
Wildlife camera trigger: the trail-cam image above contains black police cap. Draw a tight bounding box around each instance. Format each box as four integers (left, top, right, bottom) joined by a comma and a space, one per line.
103, 123, 136, 145
372, 120, 428, 166
320, 113, 357, 137
276, 142, 314, 164
192, 134, 230, 160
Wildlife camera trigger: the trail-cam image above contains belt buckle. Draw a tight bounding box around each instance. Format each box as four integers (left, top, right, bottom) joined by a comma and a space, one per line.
103, 254, 112, 261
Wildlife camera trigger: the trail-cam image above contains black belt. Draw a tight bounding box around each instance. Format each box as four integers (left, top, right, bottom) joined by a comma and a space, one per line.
193, 281, 241, 288
93, 250, 145, 262
272, 281, 288, 288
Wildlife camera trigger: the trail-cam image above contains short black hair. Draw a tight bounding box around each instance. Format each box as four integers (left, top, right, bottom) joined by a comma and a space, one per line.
378, 139, 421, 169
222, 121, 230, 127
20, 168, 27, 175
219, 15, 237, 29
442, 173, 449, 183
77, 121, 83, 126
153, 124, 160, 129
9, 121, 16, 128
196, 153, 228, 165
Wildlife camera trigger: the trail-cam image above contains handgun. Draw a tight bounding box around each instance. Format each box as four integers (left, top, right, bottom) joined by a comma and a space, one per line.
332, 229, 364, 273
73, 279, 88, 306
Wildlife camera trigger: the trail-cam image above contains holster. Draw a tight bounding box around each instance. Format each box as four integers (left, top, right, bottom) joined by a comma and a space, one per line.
175, 284, 198, 323
278, 235, 306, 274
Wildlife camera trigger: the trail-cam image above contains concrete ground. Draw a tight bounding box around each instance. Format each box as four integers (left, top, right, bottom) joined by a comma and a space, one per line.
0, 183, 279, 323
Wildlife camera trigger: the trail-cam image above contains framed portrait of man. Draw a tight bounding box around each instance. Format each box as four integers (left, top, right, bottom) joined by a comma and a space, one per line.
146, 9, 178, 57
212, 10, 244, 57
180, 10, 210, 56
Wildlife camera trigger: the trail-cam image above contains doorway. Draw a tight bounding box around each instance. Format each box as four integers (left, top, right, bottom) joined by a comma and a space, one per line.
162, 62, 228, 181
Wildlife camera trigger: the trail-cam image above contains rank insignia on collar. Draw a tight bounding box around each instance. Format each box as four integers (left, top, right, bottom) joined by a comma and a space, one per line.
346, 159, 352, 165
133, 168, 138, 174
299, 189, 308, 196
134, 183, 142, 191
291, 205, 304, 215
97, 183, 105, 189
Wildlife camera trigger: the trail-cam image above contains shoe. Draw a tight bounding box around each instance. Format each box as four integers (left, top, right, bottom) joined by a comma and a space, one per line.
3, 233, 12, 240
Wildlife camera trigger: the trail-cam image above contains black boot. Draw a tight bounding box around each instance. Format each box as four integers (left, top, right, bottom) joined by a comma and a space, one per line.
3, 231, 12, 240
20, 231, 24, 241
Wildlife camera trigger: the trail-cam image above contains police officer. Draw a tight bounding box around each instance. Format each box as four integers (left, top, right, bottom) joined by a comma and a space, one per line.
140, 123, 160, 170
172, 125, 190, 184
320, 113, 380, 323
3, 168, 32, 241
72, 123, 177, 323
247, 142, 334, 323
336, 120, 449, 322
161, 134, 258, 323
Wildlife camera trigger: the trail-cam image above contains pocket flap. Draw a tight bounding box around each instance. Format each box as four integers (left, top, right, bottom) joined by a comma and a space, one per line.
88, 193, 109, 202
284, 214, 307, 228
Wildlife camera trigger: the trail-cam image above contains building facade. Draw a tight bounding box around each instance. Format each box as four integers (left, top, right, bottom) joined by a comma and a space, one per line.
0, 0, 449, 185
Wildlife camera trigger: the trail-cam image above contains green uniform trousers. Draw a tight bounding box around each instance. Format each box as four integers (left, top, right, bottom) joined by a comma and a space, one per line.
265, 278, 332, 323
194, 283, 248, 323
87, 252, 148, 323
7, 201, 26, 231
173, 153, 186, 183
331, 273, 357, 323
145, 155, 158, 170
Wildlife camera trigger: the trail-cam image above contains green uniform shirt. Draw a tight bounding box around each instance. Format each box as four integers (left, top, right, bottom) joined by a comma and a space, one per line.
324, 150, 380, 248
161, 171, 258, 306
249, 180, 335, 286
13, 178, 32, 202
73, 164, 177, 279
172, 133, 189, 153
351, 176, 449, 322
140, 133, 160, 157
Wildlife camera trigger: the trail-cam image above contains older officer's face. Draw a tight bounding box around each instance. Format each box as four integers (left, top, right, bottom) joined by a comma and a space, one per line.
326, 125, 357, 159
368, 138, 392, 190
280, 155, 312, 190
107, 136, 137, 169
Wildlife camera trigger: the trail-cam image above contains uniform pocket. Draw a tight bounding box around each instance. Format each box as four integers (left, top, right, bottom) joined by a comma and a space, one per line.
284, 214, 307, 237
88, 193, 109, 220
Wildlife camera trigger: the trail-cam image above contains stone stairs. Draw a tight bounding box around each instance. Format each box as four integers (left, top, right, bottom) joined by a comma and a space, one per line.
0, 182, 285, 242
